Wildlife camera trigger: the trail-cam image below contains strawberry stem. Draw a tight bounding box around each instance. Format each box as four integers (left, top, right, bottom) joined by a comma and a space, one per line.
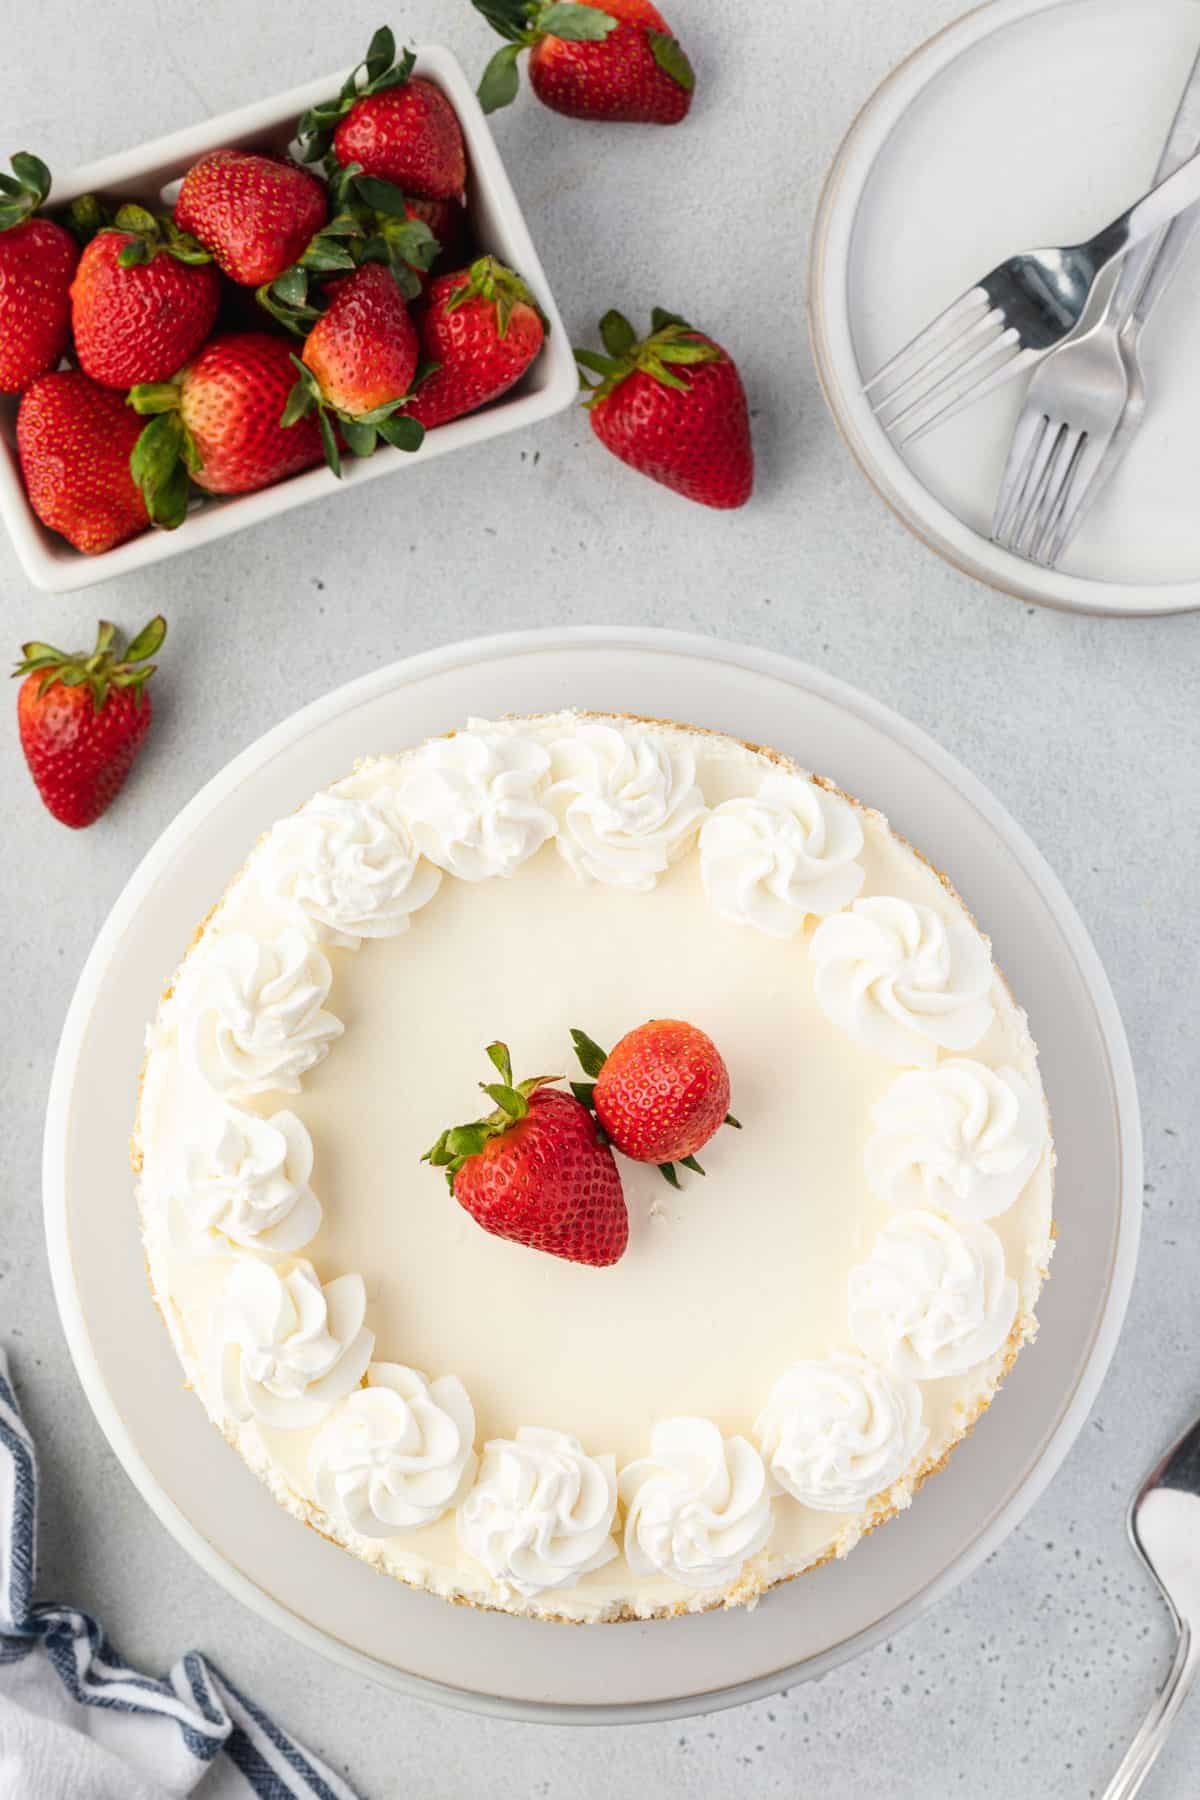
445, 255, 548, 336
110, 205, 211, 268
128, 401, 194, 531
570, 1028, 608, 1079
423, 1042, 562, 1186
13, 617, 166, 711
0, 152, 51, 233
61, 193, 109, 247
575, 308, 722, 407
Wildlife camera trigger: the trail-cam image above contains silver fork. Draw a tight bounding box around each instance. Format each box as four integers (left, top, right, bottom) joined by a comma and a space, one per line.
993, 46, 1200, 564
863, 145, 1200, 445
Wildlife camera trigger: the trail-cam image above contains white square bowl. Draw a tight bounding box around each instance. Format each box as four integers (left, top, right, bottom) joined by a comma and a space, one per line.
0, 44, 578, 594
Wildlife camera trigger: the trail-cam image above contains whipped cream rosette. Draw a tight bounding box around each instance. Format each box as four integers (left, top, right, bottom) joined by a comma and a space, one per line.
849, 1211, 1019, 1380
213, 1259, 373, 1432
174, 1107, 321, 1257
395, 723, 557, 881
700, 770, 865, 935
259, 785, 441, 948
810, 897, 995, 1067
458, 1428, 618, 1597
619, 1419, 772, 1589
865, 1060, 1047, 1221
184, 929, 343, 1098
311, 1363, 477, 1535
547, 720, 707, 891
756, 1354, 926, 1513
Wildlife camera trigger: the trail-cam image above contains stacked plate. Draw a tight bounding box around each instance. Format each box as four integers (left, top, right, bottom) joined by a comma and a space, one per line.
810, 0, 1200, 616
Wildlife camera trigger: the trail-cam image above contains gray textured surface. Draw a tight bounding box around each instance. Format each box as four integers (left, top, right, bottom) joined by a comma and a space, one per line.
2, 1, 1199, 1794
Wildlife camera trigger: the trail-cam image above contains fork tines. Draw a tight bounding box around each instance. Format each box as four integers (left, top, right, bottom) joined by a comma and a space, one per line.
864, 288, 1036, 445
992, 413, 1083, 559
992, 411, 1100, 564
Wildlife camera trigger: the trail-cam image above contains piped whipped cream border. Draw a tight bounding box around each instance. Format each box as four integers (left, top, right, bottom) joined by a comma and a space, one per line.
133, 711, 1055, 1623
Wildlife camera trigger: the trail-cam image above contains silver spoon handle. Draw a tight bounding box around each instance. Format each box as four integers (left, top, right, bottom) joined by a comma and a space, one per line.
1102, 1627, 1199, 1800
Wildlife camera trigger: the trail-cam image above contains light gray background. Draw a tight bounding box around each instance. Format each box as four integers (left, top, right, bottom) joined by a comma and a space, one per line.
3, 1, 1198, 1794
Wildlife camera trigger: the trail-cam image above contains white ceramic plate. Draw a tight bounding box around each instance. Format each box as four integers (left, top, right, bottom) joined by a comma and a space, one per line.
0, 46, 578, 595
810, 0, 1200, 616
44, 628, 1141, 1723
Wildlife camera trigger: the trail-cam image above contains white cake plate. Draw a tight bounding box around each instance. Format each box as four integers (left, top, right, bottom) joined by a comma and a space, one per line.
810, 0, 1200, 615
44, 629, 1141, 1723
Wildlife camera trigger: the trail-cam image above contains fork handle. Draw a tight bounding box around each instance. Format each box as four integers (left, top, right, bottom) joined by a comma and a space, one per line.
1105, 143, 1200, 265
1102, 1626, 1199, 1799
1113, 42, 1200, 327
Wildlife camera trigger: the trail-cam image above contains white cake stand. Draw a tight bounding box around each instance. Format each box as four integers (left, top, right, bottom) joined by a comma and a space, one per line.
43, 629, 1141, 1722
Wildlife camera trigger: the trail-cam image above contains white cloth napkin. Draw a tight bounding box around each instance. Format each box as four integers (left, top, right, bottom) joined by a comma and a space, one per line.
0, 1347, 362, 1799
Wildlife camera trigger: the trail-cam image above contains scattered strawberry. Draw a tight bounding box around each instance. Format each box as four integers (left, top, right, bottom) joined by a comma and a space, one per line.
14, 617, 165, 829
17, 370, 149, 553
576, 307, 753, 509
175, 149, 328, 286
297, 29, 465, 200
70, 205, 220, 389
572, 1021, 739, 1186
0, 153, 79, 393
129, 332, 324, 524
406, 257, 545, 431
424, 1042, 628, 1266
474, 0, 694, 122
282, 263, 423, 475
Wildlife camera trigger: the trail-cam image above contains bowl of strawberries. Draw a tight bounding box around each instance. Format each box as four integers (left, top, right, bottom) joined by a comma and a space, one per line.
0, 28, 577, 593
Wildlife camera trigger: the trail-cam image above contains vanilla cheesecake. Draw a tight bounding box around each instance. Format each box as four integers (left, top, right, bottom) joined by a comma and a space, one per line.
134, 712, 1054, 1622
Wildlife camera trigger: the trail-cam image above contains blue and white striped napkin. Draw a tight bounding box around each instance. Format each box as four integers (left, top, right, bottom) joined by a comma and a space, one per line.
0, 1348, 363, 1800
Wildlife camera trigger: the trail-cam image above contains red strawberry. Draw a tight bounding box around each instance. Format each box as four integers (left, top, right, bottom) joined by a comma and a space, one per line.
14, 616, 165, 829
424, 1042, 628, 1267
474, 0, 694, 123
334, 80, 465, 199
406, 257, 545, 431
0, 153, 79, 393
577, 307, 753, 509
572, 1021, 739, 1184
17, 370, 149, 554
303, 265, 418, 413
298, 30, 465, 200
280, 264, 423, 475
129, 333, 324, 525
175, 150, 327, 286
70, 207, 220, 389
